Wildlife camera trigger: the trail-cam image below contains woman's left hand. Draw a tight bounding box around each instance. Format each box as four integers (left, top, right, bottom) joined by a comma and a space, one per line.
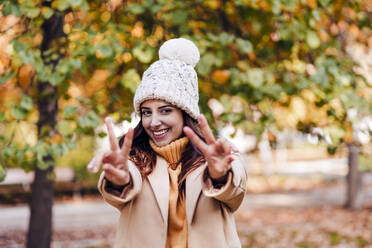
183, 114, 236, 181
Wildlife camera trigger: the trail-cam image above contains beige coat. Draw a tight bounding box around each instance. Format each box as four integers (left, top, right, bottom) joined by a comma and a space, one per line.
98, 155, 247, 248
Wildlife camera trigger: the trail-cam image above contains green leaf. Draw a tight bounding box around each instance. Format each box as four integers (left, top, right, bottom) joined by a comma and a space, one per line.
18, 50, 35, 64
218, 33, 234, 45
41, 7, 54, 19
127, 4, 145, 14
0, 71, 16, 84
48, 143, 67, 158
50, 72, 64, 86
272, 0, 281, 14
121, 69, 141, 93
319, 0, 331, 7
220, 95, 233, 112
69, 0, 83, 7
133, 46, 154, 63
13, 41, 29, 52
246, 68, 264, 88
57, 120, 77, 136
312, 10, 320, 21
77, 111, 100, 130
25, 8, 40, 18
56, 0, 71, 11
236, 38, 253, 54
2, 2, 21, 17
0, 112, 5, 122
98, 131, 107, 138
70, 58, 82, 69
306, 31, 321, 49
0, 166, 6, 182
10, 107, 27, 120
172, 10, 187, 25
97, 44, 113, 58
20, 94, 33, 111
56, 59, 70, 74
63, 105, 78, 118
197, 53, 215, 76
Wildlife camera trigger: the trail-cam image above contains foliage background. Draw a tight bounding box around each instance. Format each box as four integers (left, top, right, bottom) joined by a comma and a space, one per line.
0, 0, 371, 180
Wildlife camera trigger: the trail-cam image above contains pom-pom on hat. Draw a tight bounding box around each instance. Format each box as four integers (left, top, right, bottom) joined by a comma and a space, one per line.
133, 38, 200, 120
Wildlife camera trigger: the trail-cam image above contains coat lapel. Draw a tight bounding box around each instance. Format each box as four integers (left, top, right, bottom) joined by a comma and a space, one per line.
148, 156, 169, 224
186, 164, 206, 224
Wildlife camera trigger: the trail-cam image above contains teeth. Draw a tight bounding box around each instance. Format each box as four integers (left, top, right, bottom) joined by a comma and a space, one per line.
154, 129, 168, 136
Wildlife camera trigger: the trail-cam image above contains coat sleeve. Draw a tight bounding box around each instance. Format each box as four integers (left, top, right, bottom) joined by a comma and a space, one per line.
97, 161, 142, 211
201, 153, 247, 212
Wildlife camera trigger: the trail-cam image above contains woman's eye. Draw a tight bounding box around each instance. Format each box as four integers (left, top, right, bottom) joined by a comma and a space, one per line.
161, 109, 172, 114
141, 111, 151, 116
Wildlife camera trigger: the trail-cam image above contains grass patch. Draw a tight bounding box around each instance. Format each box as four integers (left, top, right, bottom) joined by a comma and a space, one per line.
296, 241, 317, 248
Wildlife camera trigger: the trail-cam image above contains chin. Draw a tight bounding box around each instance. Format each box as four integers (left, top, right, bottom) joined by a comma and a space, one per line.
156, 140, 170, 147
153, 137, 175, 147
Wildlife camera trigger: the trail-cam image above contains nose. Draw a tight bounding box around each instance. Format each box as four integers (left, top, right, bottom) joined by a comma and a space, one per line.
150, 113, 162, 128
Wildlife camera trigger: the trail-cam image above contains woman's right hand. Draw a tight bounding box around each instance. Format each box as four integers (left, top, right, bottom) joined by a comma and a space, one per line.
87, 117, 134, 187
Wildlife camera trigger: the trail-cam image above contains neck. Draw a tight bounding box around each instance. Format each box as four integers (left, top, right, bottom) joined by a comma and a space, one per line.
149, 137, 189, 169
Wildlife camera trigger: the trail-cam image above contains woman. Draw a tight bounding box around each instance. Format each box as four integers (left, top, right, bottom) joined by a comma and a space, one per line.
87, 38, 247, 248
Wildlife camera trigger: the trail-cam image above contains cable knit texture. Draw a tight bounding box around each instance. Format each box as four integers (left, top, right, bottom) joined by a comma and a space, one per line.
133, 38, 200, 120
149, 137, 189, 248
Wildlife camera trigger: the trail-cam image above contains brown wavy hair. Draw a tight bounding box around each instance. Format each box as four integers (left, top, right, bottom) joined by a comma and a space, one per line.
119, 111, 206, 190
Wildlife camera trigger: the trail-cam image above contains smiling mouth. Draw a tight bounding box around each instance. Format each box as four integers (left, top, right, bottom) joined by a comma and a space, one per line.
153, 128, 169, 137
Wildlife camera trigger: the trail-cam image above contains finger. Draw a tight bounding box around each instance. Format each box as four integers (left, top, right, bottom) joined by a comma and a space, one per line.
105, 117, 119, 151
184, 126, 209, 155
215, 139, 229, 155
120, 128, 134, 159
103, 163, 118, 183
87, 152, 105, 173
231, 146, 239, 153
198, 115, 216, 145
103, 163, 129, 186
220, 138, 232, 155
220, 155, 233, 170
207, 155, 233, 179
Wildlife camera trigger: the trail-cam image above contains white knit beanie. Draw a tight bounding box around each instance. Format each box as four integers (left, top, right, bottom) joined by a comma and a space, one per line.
133, 38, 200, 120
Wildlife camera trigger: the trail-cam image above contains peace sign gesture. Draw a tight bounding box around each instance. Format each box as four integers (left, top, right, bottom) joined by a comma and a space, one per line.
183, 115, 236, 181
87, 117, 134, 187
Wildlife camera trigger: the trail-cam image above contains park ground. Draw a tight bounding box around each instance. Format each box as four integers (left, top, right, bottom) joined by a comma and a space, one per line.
1, 150, 372, 248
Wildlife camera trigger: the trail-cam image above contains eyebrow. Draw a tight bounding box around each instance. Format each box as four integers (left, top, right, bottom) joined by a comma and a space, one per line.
141, 104, 175, 110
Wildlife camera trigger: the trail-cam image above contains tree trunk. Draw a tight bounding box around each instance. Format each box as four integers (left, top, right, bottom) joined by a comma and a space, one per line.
345, 143, 363, 209
27, 82, 58, 248
27, 166, 54, 248
27, 11, 64, 248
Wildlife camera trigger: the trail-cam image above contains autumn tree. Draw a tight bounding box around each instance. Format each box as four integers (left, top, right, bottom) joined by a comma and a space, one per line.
0, 0, 371, 247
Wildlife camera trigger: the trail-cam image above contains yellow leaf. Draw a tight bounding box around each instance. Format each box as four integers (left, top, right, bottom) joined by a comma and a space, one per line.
122, 52, 132, 63
101, 11, 111, 22
203, 0, 220, 9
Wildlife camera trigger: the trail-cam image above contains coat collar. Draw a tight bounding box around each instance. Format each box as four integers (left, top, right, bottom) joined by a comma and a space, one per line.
147, 156, 205, 225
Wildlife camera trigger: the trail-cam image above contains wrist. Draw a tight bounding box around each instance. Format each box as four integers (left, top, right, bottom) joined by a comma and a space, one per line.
207, 169, 230, 187
109, 173, 131, 188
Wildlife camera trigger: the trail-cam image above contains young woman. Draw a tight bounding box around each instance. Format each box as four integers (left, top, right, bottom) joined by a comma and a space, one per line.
87, 38, 247, 248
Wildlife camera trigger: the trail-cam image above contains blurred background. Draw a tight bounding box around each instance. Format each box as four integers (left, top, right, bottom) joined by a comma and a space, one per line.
0, 0, 371, 247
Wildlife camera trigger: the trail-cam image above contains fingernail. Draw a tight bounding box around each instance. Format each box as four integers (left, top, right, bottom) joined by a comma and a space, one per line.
105, 117, 112, 123
87, 165, 98, 173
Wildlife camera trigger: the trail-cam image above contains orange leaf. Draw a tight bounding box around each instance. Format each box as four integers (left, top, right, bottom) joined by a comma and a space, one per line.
306, 0, 317, 9
19, 64, 35, 88
212, 70, 230, 84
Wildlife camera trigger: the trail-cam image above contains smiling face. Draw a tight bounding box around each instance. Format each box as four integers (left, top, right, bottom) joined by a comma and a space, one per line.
141, 99, 184, 147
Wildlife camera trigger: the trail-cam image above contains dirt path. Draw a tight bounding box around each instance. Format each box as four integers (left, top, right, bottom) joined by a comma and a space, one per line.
1, 176, 372, 248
